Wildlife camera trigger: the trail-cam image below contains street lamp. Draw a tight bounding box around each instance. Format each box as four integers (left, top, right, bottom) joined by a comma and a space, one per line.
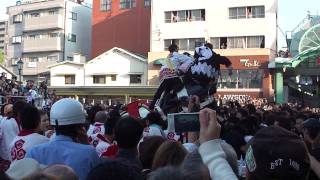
17, 58, 23, 82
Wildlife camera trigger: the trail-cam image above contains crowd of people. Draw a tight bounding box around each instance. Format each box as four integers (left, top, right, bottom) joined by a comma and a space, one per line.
0, 43, 319, 180
0, 95, 318, 180
0, 72, 58, 111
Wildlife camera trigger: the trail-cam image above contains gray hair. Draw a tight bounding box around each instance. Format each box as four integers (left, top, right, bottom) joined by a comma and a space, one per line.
42, 164, 78, 180
180, 150, 211, 180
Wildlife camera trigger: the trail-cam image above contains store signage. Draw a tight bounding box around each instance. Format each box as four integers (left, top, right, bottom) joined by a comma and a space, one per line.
223, 94, 251, 100
240, 59, 261, 67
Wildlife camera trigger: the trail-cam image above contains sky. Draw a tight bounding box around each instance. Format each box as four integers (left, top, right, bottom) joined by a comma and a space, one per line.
0, 0, 319, 50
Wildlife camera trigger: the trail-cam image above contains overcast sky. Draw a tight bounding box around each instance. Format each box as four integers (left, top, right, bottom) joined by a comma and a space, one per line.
0, 0, 319, 50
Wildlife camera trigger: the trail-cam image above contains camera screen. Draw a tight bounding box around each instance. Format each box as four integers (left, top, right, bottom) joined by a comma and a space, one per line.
174, 113, 200, 133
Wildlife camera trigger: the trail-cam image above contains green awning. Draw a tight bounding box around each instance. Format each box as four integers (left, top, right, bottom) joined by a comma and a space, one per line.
153, 58, 166, 65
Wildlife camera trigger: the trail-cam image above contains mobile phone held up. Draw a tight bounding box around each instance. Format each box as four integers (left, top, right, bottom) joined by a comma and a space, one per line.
167, 113, 200, 133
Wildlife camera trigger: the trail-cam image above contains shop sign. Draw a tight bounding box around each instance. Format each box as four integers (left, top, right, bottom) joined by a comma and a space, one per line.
240, 59, 261, 67
223, 94, 251, 100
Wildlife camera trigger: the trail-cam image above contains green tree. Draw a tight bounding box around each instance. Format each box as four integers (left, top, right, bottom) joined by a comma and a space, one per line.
0, 49, 3, 64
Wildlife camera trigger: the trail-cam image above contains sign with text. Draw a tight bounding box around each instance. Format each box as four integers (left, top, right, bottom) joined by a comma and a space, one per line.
240, 59, 261, 67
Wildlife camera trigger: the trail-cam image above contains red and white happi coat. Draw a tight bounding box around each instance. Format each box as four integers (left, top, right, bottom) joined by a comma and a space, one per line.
87, 122, 105, 147
10, 130, 49, 162
95, 134, 118, 158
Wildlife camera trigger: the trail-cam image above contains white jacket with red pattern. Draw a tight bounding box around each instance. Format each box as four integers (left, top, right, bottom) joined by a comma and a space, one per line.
9, 129, 49, 162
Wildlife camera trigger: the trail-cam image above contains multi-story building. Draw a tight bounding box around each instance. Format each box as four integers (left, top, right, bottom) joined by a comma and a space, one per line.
0, 20, 8, 54
148, 0, 278, 98
92, 0, 151, 58
6, 0, 92, 81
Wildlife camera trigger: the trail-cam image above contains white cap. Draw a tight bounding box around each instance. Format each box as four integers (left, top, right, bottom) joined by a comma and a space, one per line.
50, 98, 85, 126
6, 158, 45, 179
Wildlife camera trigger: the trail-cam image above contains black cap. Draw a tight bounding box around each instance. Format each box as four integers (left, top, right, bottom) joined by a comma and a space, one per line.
303, 118, 320, 128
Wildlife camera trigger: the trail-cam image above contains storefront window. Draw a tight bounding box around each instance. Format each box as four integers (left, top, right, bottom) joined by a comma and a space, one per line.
217, 69, 263, 89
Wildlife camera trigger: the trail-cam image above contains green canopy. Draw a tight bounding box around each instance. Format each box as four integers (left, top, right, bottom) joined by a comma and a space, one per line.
153, 58, 166, 65
280, 23, 320, 68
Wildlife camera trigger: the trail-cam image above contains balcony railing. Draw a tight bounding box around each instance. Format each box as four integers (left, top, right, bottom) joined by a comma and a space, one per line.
23, 14, 63, 31
23, 37, 62, 52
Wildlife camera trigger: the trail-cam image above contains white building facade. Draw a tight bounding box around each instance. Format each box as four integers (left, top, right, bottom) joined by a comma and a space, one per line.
50, 47, 148, 87
6, 0, 92, 81
148, 0, 278, 98
150, 0, 277, 52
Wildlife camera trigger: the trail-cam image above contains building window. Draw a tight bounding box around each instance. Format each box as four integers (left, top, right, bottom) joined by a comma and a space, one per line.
67, 34, 76, 42
48, 9, 58, 15
12, 36, 22, 44
247, 36, 265, 48
28, 34, 41, 39
65, 75, 75, 85
13, 14, 23, 23
70, 12, 77, 20
48, 33, 58, 38
47, 55, 58, 61
218, 69, 263, 89
100, 0, 111, 11
210, 36, 265, 49
11, 58, 19, 65
107, 74, 117, 82
164, 38, 205, 51
165, 9, 205, 23
67, 56, 73, 61
229, 6, 265, 19
120, 0, 136, 9
130, 75, 141, 84
228, 37, 245, 49
29, 57, 39, 62
144, 0, 151, 7
30, 12, 40, 18
93, 75, 106, 84
254, 6, 265, 18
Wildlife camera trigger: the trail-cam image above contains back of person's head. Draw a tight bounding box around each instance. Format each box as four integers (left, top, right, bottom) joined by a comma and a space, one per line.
3, 104, 13, 118
50, 98, 86, 141
42, 164, 78, 180
87, 105, 103, 124
274, 115, 292, 131
94, 111, 107, 123
303, 118, 320, 140
115, 117, 143, 149
239, 116, 259, 136
138, 136, 166, 169
247, 104, 257, 114
148, 166, 184, 180
21, 105, 40, 131
168, 44, 178, 53
146, 112, 164, 127
1, 103, 6, 116
204, 42, 213, 50
180, 150, 210, 180
104, 110, 120, 136
152, 141, 188, 170
21, 173, 57, 180
246, 126, 310, 180
87, 160, 143, 180
13, 100, 29, 119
